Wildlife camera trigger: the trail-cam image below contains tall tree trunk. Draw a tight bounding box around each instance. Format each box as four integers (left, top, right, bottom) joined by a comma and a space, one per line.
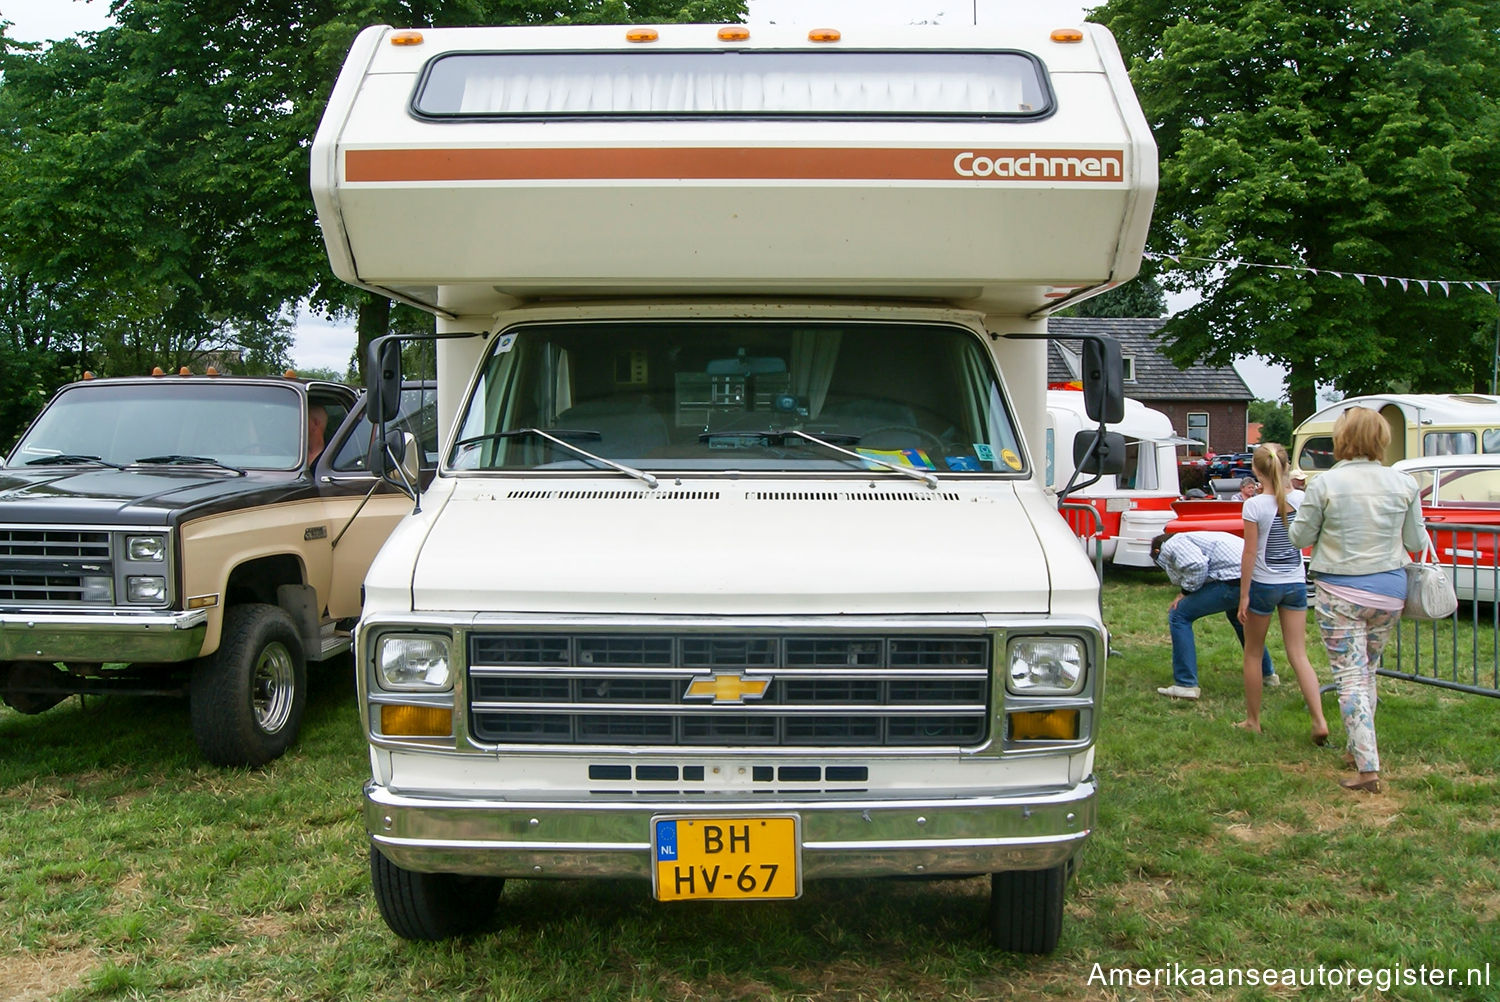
1288, 362, 1319, 426
355, 294, 392, 388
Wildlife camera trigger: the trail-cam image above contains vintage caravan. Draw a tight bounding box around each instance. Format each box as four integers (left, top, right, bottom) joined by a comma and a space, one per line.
312, 20, 1156, 952
1292, 393, 1500, 480
1047, 391, 1181, 567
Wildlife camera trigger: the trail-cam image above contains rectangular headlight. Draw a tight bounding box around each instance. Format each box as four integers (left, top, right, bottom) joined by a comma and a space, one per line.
376, 635, 452, 691
125, 535, 167, 561
1008, 638, 1086, 695
125, 575, 167, 604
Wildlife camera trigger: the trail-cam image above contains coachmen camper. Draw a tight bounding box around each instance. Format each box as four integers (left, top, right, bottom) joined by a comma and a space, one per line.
1292, 393, 1500, 482
1047, 391, 1181, 567
312, 21, 1156, 953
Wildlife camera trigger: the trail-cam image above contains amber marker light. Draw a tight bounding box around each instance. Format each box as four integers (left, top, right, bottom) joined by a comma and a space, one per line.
1051, 28, 1085, 43
389, 30, 424, 46
717, 26, 750, 41
151, 367, 165, 376
381, 704, 452, 737
808, 28, 841, 42
178, 366, 192, 376
82, 371, 94, 380
1010, 709, 1080, 741
626, 27, 659, 42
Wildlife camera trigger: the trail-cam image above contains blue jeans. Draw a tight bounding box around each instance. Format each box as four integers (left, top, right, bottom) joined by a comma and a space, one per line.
1169, 579, 1274, 687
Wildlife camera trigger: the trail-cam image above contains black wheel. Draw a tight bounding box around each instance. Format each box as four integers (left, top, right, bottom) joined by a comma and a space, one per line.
0, 661, 71, 715
860, 424, 948, 453
988, 865, 1067, 954
189, 604, 307, 767
370, 845, 504, 941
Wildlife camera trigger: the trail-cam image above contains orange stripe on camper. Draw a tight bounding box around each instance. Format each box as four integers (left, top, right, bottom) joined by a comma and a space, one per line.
344, 147, 1126, 183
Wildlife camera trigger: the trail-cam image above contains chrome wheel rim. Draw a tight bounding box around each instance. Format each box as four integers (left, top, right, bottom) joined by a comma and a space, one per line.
251, 642, 296, 733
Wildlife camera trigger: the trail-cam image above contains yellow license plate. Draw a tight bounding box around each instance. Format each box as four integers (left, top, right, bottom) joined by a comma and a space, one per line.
651, 815, 801, 901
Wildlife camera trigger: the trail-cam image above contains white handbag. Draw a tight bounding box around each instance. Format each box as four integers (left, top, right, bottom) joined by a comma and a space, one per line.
1404, 540, 1458, 620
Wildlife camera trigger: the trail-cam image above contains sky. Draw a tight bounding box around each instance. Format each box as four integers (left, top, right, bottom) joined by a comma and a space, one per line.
1, 0, 1288, 399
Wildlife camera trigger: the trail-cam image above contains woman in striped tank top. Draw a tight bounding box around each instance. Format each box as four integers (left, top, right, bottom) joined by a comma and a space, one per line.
1236, 444, 1330, 743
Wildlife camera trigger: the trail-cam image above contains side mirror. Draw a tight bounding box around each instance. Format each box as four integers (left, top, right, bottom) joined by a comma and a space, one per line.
367, 337, 403, 424
368, 428, 420, 495
1074, 430, 1127, 476
1082, 336, 1124, 424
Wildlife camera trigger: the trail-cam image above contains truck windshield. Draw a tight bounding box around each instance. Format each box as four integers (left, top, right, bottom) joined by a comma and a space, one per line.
449, 321, 1026, 476
8, 383, 306, 471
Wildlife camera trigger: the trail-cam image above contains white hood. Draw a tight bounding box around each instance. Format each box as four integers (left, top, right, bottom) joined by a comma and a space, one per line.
408, 480, 1062, 615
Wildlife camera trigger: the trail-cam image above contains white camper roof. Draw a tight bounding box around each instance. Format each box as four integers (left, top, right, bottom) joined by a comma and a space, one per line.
1047, 390, 1175, 443
312, 23, 1157, 323
1298, 394, 1500, 430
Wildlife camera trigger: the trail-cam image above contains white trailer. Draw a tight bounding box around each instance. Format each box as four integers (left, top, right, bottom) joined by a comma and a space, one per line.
1047, 391, 1182, 567
313, 19, 1155, 953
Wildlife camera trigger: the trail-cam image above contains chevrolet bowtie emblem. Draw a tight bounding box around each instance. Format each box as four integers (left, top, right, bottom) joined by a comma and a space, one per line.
683, 673, 771, 704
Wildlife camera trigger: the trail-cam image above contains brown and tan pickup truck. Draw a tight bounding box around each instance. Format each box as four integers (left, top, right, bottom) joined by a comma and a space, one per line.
0, 372, 435, 765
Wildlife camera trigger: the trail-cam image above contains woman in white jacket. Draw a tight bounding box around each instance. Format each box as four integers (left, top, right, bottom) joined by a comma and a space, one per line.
1288, 407, 1428, 794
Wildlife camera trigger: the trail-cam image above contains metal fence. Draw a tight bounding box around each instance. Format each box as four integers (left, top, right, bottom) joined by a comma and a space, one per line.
1386, 522, 1500, 698
1059, 502, 1104, 581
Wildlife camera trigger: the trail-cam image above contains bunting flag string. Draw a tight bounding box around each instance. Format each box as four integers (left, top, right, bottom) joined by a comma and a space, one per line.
1144, 251, 1499, 297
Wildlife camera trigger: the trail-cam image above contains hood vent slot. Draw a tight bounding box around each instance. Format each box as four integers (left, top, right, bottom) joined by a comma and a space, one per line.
747, 491, 961, 502
505, 490, 720, 501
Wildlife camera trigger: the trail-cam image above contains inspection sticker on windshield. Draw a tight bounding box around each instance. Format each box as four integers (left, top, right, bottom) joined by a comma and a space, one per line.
973, 443, 996, 462
652, 815, 801, 901
1000, 448, 1022, 470
856, 448, 936, 471
495, 332, 517, 353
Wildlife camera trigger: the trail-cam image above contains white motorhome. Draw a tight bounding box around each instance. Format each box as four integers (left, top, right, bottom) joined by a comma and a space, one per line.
1046, 391, 1182, 567
312, 21, 1155, 953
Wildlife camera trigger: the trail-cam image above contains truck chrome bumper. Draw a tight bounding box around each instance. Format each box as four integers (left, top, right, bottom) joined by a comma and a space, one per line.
365, 778, 1095, 879
0, 609, 209, 663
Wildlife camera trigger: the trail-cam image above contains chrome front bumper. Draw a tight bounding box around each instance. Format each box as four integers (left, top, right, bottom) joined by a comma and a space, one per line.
0, 609, 209, 663
366, 778, 1095, 879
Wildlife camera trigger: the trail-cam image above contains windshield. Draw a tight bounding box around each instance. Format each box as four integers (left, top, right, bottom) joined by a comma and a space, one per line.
8, 383, 306, 470
449, 321, 1025, 476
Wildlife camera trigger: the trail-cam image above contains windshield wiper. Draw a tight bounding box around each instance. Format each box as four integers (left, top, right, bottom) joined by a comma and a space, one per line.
23, 454, 123, 469
467, 428, 659, 489
131, 455, 246, 476
699, 428, 939, 489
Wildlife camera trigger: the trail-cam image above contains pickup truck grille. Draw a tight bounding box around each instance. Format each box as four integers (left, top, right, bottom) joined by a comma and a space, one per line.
0, 529, 111, 604
467, 633, 991, 747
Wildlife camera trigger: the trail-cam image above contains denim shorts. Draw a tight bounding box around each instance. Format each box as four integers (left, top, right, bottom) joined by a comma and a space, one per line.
1248, 579, 1308, 615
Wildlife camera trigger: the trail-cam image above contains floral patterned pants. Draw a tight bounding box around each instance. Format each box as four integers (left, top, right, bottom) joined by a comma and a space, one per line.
1313, 585, 1401, 774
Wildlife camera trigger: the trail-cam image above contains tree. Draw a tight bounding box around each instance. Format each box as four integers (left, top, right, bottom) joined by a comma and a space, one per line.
0, 0, 748, 406
1093, 0, 1500, 422
1060, 274, 1166, 319
1248, 399, 1293, 447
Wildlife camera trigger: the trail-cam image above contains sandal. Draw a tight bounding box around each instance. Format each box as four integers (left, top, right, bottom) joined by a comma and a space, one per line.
1339, 776, 1382, 794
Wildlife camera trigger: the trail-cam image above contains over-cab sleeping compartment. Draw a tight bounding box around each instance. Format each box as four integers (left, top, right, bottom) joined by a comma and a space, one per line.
311, 23, 1156, 319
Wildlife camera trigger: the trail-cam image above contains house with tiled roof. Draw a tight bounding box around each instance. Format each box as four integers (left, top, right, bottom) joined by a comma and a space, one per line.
1045, 317, 1255, 459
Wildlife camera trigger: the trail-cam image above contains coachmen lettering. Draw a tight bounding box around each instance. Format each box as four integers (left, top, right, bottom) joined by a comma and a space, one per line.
953, 151, 1124, 180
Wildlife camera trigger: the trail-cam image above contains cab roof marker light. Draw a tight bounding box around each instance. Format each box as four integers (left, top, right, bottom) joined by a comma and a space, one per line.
808, 28, 841, 42
626, 28, 659, 42
178, 366, 192, 376
1051, 28, 1085, 43
389, 30, 423, 46
718, 26, 750, 41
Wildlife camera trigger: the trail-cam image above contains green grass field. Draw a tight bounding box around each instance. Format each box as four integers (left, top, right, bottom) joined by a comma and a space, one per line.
2, 573, 1496, 1001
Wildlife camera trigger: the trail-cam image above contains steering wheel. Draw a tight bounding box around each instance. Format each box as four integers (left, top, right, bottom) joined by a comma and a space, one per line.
860, 425, 948, 454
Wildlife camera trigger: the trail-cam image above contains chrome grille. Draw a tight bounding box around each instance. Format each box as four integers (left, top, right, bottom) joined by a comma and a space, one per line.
0, 528, 111, 604
467, 633, 991, 747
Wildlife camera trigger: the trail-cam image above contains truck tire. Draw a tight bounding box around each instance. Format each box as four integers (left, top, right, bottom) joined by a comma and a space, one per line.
0, 662, 70, 715
370, 845, 504, 941
190, 604, 307, 767
988, 865, 1066, 954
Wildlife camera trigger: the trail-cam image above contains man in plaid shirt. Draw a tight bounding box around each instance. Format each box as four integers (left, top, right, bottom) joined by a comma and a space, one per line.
1152, 531, 1277, 699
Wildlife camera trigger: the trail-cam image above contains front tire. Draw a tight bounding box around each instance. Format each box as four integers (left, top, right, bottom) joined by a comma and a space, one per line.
988, 865, 1067, 954
370, 845, 504, 941
190, 604, 307, 767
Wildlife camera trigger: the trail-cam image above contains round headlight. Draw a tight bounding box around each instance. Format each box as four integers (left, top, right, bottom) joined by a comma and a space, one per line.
376, 635, 452, 690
